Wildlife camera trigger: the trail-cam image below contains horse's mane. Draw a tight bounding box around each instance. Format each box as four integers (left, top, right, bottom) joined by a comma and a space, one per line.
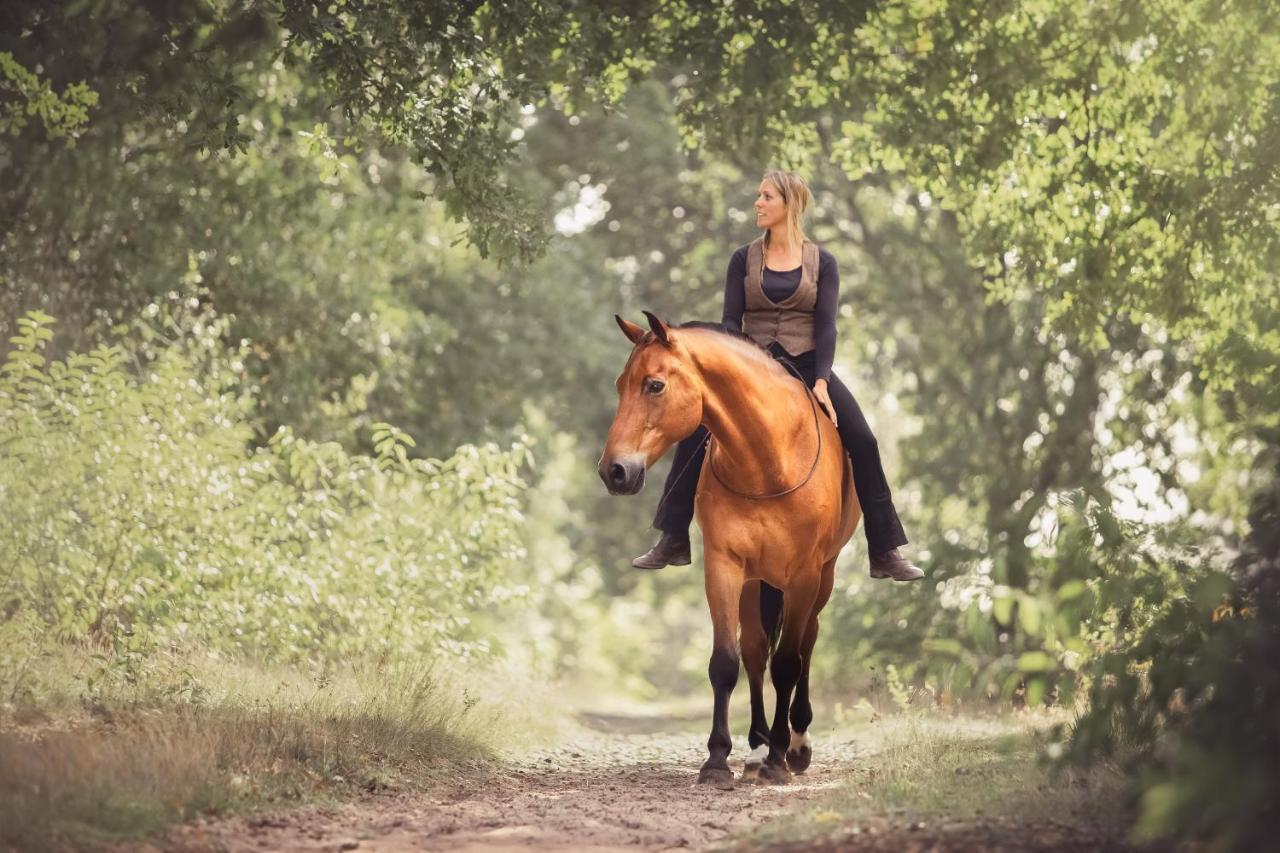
674, 320, 768, 352
673, 321, 794, 383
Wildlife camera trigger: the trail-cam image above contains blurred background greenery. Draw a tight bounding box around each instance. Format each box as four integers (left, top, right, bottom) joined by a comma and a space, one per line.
2, 0, 1277, 848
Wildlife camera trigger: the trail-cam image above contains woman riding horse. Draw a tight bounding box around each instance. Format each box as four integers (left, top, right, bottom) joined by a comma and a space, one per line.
602, 308, 860, 785
632, 170, 924, 583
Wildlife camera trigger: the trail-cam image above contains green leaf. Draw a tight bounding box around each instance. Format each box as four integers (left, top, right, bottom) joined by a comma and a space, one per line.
1017, 651, 1053, 673
992, 595, 1014, 626
922, 637, 966, 658
1056, 580, 1087, 601
1018, 598, 1042, 637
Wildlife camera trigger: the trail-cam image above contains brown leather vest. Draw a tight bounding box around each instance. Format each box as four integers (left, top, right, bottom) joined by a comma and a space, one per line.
743, 235, 819, 356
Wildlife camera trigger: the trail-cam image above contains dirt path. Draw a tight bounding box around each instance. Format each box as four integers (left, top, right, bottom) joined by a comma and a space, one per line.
154, 713, 1141, 853
163, 717, 856, 853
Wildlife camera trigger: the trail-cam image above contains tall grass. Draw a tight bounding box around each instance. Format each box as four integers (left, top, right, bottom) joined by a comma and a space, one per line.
0, 304, 541, 846
0, 652, 514, 848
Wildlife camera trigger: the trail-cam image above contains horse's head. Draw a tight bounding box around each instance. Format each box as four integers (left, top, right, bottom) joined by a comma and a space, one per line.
598, 311, 705, 495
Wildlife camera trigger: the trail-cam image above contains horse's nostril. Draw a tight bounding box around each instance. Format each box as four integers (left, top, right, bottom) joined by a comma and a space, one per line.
609, 463, 627, 485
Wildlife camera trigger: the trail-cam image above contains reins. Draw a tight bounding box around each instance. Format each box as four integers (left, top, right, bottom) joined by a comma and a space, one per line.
653, 356, 823, 508
709, 357, 823, 499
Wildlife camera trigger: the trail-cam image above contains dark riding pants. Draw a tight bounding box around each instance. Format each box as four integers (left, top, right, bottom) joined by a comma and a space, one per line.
652, 343, 909, 555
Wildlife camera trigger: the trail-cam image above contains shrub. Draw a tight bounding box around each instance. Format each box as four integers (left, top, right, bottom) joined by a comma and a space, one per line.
1067, 447, 1280, 849
0, 303, 530, 673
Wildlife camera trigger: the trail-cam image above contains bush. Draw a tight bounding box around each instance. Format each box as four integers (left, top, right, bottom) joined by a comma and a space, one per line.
1067, 446, 1280, 849
815, 490, 1210, 710
0, 303, 530, 675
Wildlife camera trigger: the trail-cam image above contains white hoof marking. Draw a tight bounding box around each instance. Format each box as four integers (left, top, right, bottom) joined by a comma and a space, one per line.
745, 744, 769, 766
788, 728, 811, 753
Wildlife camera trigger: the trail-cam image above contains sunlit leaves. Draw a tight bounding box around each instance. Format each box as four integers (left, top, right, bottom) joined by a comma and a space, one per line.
0, 51, 98, 142
827, 0, 1280, 417
372, 422, 417, 473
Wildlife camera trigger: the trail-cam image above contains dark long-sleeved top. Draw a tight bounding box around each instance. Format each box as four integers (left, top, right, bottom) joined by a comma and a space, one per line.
720, 243, 840, 382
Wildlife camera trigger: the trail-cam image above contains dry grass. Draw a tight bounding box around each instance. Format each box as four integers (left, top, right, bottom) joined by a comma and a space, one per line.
0, 653, 525, 849
743, 708, 1130, 848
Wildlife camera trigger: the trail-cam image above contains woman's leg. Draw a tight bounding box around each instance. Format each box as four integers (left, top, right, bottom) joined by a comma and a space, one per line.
823, 371, 909, 555
652, 426, 709, 534
633, 427, 707, 569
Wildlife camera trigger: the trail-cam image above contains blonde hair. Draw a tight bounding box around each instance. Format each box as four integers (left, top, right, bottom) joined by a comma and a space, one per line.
760, 169, 812, 251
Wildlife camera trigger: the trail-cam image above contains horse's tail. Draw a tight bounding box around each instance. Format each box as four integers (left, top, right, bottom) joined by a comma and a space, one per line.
760, 580, 784, 659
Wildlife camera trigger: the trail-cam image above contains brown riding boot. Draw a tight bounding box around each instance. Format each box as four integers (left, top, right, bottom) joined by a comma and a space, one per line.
632, 530, 691, 570
869, 547, 925, 581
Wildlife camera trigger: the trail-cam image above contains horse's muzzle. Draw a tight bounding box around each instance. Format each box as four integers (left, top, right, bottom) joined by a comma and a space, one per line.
599, 454, 646, 495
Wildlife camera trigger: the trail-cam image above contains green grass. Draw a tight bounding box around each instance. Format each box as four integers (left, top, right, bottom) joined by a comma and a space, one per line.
742, 709, 1129, 849
0, 649, 538, 849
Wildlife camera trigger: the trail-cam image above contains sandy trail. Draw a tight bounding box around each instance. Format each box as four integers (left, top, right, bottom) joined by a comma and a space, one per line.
164, 714, 855, 853
155, 712, 1138, 853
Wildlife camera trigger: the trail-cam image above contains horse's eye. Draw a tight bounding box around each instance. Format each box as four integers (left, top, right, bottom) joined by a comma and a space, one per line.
644, 378, 666, 395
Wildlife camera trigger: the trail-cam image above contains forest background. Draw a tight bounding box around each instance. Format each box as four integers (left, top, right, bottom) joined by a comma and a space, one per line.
1, 0, 1277, 849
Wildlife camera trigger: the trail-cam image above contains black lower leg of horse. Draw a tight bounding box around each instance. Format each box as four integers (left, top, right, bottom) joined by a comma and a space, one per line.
787, 562, 832, 774
746, 664, 770, 750
790, 652, 814, 733
765, 646, 801, 775
750, 580, 783, 749
789, 610, 825, 737
786, 615, 820, 773
739, 583, 771, 750
765, 585, 817, 777
700, 562, 744, 786
702, 645, 739, 777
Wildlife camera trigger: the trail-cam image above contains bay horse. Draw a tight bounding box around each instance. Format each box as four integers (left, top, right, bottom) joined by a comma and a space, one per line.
598, 311, 860, 787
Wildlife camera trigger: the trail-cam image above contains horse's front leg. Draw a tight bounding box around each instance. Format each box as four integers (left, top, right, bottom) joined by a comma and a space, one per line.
787, 558, 836, 774
761, 575, 819, 784
739, 580, 773, 782
698, 549, 745, 789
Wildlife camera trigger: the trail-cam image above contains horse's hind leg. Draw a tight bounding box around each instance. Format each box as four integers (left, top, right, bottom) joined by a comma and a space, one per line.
788, 557, 836, 774
698, 553, 746, 789
761, 576, 819, 784
739, 581, 771, 781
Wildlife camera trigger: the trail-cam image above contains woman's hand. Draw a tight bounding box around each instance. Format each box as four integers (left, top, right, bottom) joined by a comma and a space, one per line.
814, 378, 837, 428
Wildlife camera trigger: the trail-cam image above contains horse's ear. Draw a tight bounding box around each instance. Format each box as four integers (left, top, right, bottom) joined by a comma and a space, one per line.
615, 314, 647, 345
642, 310, 673, 346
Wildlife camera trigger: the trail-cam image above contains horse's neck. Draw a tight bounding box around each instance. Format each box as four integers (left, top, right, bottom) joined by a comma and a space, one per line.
690, 340, 813, 491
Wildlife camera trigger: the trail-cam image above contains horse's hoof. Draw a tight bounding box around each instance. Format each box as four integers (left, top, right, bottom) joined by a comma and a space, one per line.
759, 761, 793, 785
787, 728, 813, 774
741, 744, 768, 783
698, 767, 736, 789
786, 745, 812, 774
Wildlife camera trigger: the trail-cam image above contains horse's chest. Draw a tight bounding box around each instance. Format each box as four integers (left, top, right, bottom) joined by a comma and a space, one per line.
705, 506, 824, 576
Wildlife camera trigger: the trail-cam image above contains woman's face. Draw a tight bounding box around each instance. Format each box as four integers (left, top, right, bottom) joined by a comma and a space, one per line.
755, 180, 787, 230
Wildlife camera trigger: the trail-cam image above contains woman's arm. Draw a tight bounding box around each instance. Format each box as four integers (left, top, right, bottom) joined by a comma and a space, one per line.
813, 250, 839, 382
720, 246, 749, 332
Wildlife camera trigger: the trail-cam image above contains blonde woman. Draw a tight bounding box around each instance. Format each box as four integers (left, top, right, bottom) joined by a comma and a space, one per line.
633, 170, 924, 582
